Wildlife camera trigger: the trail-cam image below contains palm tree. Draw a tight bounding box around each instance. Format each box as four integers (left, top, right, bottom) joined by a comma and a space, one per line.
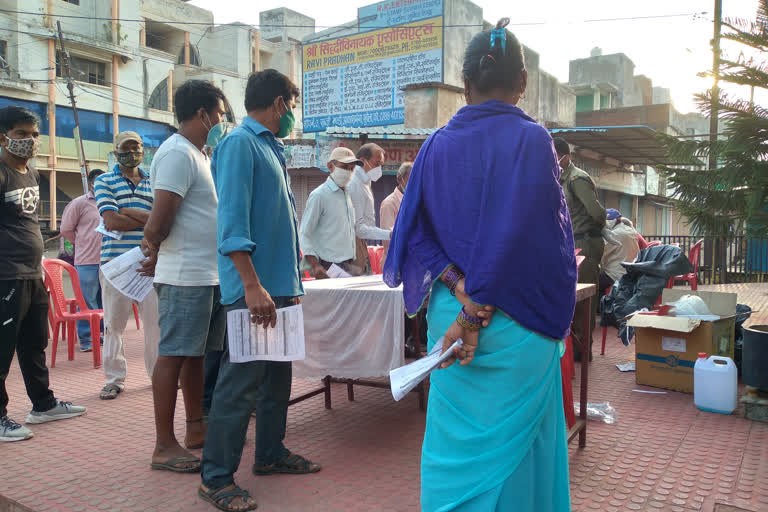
660, 0, 767, 238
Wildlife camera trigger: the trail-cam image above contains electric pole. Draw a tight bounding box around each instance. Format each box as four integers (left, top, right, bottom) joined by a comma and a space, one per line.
56, 21, 90, 194
709, 0, 722, 171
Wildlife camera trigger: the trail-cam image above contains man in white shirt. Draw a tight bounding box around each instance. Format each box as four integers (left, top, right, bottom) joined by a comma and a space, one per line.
300, 147, 362, 279
600, 208, 641, 292
140, 80, 228, 473
347, 143, 391, 274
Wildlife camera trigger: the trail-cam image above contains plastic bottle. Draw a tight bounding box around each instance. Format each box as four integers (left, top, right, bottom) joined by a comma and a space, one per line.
694, 352, 738, 414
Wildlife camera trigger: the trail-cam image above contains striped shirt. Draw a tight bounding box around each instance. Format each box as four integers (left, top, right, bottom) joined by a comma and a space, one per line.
94, 165, 153, 263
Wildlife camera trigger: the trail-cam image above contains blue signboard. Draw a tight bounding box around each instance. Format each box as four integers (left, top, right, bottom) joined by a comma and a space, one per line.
358, 0, 443, 31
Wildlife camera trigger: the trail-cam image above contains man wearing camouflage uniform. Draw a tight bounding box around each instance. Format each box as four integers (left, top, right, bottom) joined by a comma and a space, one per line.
554, 138, 606, 361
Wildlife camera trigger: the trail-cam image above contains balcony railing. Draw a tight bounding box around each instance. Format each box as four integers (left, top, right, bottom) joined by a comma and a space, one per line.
643, 235, 768, 284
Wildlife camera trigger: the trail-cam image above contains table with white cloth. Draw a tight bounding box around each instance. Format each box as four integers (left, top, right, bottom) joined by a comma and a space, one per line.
289, 275, 427, 410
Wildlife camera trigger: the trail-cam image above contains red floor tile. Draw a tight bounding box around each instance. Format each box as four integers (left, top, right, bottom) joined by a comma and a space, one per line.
1, 283, 766, 511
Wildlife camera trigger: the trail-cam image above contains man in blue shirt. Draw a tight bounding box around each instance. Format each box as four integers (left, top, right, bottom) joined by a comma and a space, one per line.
199, 69, 321, 512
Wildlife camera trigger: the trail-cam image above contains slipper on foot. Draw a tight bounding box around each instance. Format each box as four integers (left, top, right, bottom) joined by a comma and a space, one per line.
150, 455, 200, 473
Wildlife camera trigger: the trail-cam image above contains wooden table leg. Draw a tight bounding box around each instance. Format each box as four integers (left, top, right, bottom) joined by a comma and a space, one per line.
417, 380, 427, 411
347, 379, 355, 401
323, 376, 332, 409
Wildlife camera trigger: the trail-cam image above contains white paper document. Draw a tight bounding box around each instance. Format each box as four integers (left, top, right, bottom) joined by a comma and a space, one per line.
100, 246, 154, 302
95, 219, 123, 240
227, 305, 306, 363
326, 264, 352, 279
389, 338, 463, 401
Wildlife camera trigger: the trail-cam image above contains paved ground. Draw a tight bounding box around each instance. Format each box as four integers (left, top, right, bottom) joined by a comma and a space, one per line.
1, 283, 766, 512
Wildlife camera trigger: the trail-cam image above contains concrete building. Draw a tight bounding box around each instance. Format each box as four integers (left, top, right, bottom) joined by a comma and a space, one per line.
292, 0, 577, 222
564, 49, 710, 237
0, 0, 306, 229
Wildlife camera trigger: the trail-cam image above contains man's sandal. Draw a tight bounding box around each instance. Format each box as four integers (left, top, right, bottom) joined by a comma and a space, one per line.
150, 455, 200, 473
252, 452, 322, 475
99, 384, 121, 400
198, 484, 258, 511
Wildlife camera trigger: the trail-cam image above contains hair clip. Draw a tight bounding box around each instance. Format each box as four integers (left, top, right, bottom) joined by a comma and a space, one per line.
490, 17, 510, 55
479, 53, 497, 69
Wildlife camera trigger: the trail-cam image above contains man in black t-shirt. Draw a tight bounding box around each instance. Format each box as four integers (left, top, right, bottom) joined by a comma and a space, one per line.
0, 106, 86, 442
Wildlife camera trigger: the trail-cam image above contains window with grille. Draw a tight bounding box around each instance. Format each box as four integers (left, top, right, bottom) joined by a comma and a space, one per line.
56, 54, 106, 86
0, 40, 7, 70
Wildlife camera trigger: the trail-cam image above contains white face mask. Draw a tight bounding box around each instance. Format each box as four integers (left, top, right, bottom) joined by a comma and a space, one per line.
368, 165, 383, 182
331, 168, 353, 188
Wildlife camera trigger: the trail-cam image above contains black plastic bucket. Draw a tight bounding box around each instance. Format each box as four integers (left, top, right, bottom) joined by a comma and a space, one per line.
743, 325, 768, 391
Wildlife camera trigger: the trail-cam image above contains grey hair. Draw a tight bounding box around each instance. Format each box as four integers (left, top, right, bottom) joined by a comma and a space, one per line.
356, 143, 384, 161
397, 162, 413, 180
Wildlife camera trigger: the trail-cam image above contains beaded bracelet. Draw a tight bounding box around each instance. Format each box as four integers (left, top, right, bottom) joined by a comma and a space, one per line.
456, 307, 483, 331
442, 265, 464, 296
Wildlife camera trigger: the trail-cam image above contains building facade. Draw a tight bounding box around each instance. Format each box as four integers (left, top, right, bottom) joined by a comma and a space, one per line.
566, 49, 710, 237
0, 0, 306, 229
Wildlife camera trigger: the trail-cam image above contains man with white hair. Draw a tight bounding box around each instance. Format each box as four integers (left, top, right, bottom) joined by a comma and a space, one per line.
300, 147, 362, 278
348, 143, 392, 273
600, 208, 640, 291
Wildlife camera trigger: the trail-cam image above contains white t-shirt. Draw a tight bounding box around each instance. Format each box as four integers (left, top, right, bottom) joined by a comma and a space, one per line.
150, 133, 219, 286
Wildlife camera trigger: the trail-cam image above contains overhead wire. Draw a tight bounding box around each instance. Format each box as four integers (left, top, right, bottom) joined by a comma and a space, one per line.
0, 8, 709, 29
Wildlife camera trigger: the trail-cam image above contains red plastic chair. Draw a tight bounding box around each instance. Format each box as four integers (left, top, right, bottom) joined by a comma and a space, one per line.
43, 259, 104, 368
561, 334, 576, 429
132, 303, 140, 329
667, 239, 703, 291
368, 246, 385, 275
600, 286, 612, 355
298, 250, 315, 282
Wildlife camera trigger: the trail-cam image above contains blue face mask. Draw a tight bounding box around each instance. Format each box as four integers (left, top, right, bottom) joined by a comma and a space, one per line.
204, 122, 235, 156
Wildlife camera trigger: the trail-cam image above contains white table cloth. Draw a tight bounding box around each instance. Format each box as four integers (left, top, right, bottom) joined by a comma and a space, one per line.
293, 275, 405, 379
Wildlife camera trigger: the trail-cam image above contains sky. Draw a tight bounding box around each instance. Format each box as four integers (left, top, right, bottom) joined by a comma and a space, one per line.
189, 0, 760, 114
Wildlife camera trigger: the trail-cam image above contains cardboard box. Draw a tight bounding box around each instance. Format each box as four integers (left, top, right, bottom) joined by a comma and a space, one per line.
628, 289, 737, 393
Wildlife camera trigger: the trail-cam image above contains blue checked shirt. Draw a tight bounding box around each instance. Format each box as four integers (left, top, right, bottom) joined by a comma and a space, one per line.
94, 165, 152, 264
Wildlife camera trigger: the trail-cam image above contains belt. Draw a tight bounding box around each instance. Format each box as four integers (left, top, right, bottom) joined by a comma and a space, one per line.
573, 231, 602, 241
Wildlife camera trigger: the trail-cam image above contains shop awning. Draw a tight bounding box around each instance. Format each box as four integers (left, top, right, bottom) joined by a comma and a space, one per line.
325, 126, 435, 138
549, 125, 695, 167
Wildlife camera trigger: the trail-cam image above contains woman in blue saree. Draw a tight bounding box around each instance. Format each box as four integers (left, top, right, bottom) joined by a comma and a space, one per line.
383, 19, 577, 512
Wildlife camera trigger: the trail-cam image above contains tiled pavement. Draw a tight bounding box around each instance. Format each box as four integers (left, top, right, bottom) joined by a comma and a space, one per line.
1, 283, 766, 512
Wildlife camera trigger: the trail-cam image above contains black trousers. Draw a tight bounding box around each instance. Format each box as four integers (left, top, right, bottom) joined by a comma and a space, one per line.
0, 279, 56, 417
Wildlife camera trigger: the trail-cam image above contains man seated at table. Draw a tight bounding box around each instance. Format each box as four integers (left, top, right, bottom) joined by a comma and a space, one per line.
299, 147, 363, 279
600, 208, 640, 292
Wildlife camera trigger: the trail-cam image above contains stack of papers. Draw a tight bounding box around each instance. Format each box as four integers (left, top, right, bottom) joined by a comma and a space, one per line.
227, 305, 306, 363
389, 338, 463, 401
326, 263, 352, 279
101, 247, 154, 302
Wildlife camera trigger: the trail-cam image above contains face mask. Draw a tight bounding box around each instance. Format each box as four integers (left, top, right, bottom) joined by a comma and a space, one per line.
397, 184, 405, 194
331, 168, 353, 188
276, 98, 295, 138
117, 151, 143, 168
3, 136, 40, 159
368, 165, 383, 182
206, 122, 234, 151
558, 154, 568, 167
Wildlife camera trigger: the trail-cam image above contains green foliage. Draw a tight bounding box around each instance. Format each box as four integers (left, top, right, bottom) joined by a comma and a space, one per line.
660, 1, 768, 237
